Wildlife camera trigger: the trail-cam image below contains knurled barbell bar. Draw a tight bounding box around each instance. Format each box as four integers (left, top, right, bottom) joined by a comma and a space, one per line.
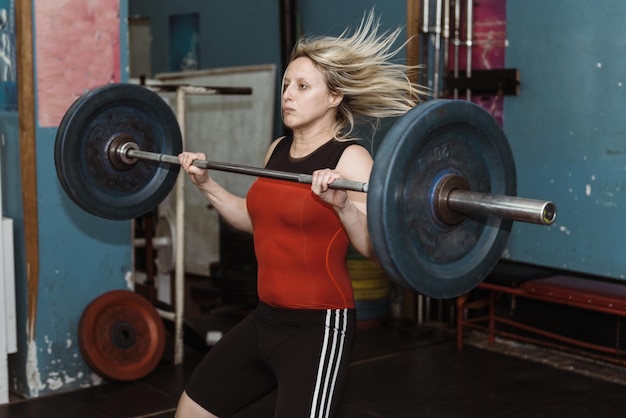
54, 83, 557, 298
108, 134, 555, 226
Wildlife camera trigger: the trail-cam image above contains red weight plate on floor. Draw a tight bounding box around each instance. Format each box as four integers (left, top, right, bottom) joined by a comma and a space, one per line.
78, 290, 166, 381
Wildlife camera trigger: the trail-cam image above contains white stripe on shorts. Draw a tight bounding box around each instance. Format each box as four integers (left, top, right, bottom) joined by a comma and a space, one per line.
310, 308, 348, 418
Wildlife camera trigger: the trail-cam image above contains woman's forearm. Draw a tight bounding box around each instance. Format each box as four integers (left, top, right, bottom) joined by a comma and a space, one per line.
197, 177, 253, 234
335, 199, 373, 259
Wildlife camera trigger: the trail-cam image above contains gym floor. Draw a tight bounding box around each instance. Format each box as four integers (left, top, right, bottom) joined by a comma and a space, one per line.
3, 313, 626, 418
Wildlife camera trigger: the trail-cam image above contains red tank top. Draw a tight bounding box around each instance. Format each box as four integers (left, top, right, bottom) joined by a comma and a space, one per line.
246, 136, 360, 309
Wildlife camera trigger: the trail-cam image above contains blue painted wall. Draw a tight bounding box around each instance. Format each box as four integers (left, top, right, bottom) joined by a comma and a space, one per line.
4, 0, 133, 398
297, 0, 405, 37
129, 0, 281, 72
128, 0, 407, 140
128, 0, 406, 74
504, 0, 626, 280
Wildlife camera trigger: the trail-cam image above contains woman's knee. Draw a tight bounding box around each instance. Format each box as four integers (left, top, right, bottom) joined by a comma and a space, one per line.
175, 391, 219, 418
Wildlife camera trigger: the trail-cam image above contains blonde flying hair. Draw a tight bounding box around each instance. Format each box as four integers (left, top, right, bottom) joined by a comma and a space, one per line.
289, 11, 427, 140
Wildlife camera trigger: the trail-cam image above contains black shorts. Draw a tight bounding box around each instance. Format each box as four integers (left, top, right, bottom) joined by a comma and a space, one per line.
185, 302, 356, 418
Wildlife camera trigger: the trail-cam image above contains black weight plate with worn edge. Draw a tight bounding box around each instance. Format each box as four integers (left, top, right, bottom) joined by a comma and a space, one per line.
368, 99, 516, 299
55, 84, 182, 220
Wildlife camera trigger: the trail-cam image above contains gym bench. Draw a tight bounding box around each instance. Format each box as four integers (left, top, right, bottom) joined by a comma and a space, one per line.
457, 275, 626, 366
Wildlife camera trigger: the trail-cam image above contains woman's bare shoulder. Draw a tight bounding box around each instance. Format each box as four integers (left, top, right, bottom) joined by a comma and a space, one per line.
264, 136, 287, 165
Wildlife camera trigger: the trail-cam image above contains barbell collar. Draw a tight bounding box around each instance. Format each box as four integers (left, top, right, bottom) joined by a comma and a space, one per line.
447, 189, 557, 226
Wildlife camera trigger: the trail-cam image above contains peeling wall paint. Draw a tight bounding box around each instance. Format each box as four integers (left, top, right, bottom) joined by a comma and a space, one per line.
24, 333, 98, 396
124, 269, 135, 290
504, 0, 626, 280
9, 0, 132, 399
26, 340, 43, 397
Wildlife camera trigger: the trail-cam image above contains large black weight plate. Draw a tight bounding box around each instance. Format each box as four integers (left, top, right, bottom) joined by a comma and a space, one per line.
55, 84, 182, 220
368, 99, 515, 298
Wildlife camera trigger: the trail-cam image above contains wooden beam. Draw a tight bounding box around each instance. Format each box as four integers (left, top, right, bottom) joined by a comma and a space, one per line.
406, 0, 422, 82
16, 0, 39, 341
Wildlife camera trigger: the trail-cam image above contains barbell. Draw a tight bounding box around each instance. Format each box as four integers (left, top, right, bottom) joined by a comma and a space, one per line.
54, 83, 557, 298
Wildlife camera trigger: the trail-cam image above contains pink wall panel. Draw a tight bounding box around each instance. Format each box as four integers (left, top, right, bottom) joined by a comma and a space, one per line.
35, 0, 121, 127
472, 0, 506, 123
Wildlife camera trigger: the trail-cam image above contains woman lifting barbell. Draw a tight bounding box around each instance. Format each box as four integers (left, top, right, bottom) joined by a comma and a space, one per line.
174, 11, 426, 418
